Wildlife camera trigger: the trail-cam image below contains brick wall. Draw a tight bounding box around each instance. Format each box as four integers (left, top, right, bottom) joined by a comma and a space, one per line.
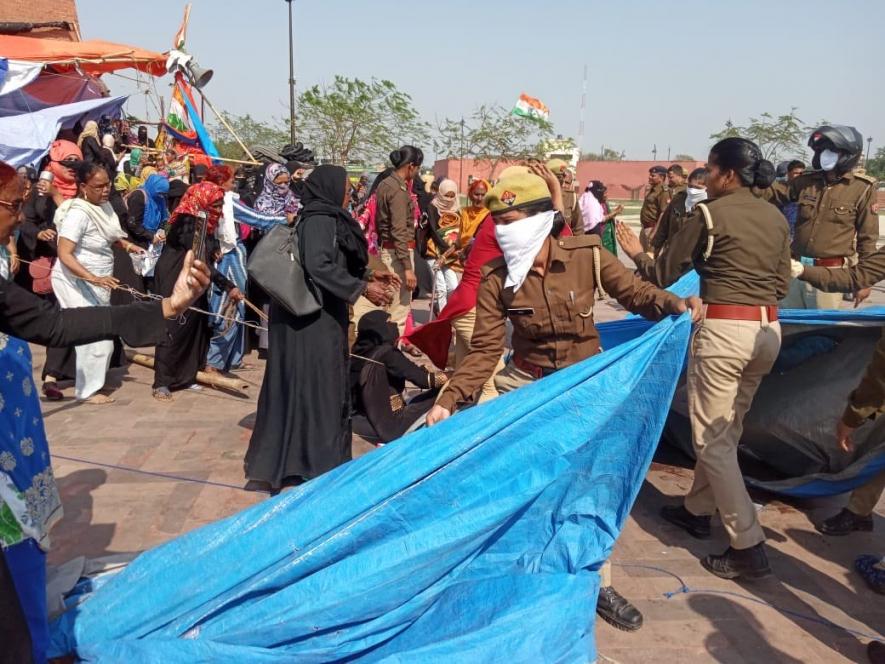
2, 0, 80, 40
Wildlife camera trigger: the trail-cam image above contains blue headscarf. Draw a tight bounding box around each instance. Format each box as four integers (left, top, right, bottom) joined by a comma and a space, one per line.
140, 174, 170, 232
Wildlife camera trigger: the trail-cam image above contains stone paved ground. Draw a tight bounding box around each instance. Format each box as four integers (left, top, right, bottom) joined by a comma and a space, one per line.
33, 236, 885, 663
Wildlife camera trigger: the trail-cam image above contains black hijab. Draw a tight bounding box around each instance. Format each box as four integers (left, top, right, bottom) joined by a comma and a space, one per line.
301, 165, 368, 268
352, 310, 399, 360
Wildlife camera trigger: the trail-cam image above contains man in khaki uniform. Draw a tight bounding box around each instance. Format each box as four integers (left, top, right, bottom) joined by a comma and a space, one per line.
775, 125, 878, 310
352, 146, 423, 333
425, 169, 701, 632
546, 158, 583, 235
793, 250, 885, 536
651, 167, 707, 254
639, 165, 670, 253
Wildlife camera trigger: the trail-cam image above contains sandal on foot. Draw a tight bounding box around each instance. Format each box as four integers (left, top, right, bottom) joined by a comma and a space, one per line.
83, 394, 115, 405
42, 383, 64, 401
152, 387, 173, 402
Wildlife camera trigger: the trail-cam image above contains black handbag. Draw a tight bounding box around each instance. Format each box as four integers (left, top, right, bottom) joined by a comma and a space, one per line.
247, 222, 322, 316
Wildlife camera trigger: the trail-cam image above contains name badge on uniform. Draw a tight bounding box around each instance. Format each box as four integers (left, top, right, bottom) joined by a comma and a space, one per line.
507, 307, 535, 316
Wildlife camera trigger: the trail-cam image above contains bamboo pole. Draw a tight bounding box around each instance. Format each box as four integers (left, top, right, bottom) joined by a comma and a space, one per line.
243, 298, 269, 321
196, 89, 257, 163
121, 144, 260, 166
129, 353, 250, 393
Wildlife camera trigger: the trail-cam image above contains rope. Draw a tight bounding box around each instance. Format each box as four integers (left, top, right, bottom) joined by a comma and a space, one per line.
50, 452, 271, 494
613, 562, 884, 642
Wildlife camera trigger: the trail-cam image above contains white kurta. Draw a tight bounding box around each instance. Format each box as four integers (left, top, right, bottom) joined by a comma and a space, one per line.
51, 207, 116, 400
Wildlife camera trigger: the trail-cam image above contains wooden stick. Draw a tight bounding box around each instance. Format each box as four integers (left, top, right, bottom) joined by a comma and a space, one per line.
129, 352, 250, 393
121, 144, 260, 166
196, 89, 257, 163
243, 297, 269, 322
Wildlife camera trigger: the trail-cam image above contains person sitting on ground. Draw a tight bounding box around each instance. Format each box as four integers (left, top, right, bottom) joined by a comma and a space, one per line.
351, 310, 447, 444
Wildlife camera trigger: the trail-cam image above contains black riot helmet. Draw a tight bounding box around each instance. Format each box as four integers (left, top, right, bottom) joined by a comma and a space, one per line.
808, 125, 863, 173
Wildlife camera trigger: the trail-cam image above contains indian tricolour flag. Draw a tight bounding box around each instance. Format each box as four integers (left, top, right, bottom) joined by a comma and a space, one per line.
511, 93, 550, 121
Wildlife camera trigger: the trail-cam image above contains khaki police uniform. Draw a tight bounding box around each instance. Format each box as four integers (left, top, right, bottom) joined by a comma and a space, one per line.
352, 172, 415, 333
800, 249, 885, 515
652, 188, 690, 253
633, 188, 791, 550
562, 188, 584, 236
639, 182, 669, 253
437, 231, 682, 586
775, 170, 879, 309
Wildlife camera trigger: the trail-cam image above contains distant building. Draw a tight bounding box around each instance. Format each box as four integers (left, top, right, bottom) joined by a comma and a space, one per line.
434, 158, 705, 200
0, 0, 80, 41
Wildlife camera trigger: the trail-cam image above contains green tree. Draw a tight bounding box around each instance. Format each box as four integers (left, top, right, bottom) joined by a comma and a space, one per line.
297, 76, 429, 166
865, 146, 885, 180
434, 105, 555, 176
211, 113, 289, 161
673, 153, 695, 161
581, 147, 625, 161
710, 109, 808, 162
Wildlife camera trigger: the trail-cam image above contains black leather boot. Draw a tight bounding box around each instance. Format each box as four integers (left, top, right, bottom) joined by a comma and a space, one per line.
660, 504, 711, 539
817, 508, 874, 536
701, 543, 771, 580
596, 586, 643, 631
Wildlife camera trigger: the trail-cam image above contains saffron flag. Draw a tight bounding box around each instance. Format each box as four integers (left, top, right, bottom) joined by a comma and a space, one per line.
511, 93, 550, 121
172, 4, 192, 50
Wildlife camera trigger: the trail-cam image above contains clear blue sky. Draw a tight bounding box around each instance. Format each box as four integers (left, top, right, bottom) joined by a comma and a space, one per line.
80, 0, 884, 162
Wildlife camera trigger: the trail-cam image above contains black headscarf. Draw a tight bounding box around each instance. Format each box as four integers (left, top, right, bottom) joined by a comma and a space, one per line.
301, 164, 368, 268
352, 310, 399, 360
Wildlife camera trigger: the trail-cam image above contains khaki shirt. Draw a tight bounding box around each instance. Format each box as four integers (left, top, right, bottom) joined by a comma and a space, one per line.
640, 183, 669, 228
375, 173, 415, 270
774, 171, 879, 260
634, 188, 791, 305
562, 190, 583, 235
652, 189, 689, 251
436, 234, 682, 411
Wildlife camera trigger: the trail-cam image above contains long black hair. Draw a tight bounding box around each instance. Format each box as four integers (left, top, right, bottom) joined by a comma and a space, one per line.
708, 138, 775, 188
389, 145, 423, 169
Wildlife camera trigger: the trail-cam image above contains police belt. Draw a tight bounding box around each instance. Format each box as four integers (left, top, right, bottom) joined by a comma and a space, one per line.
705, 304, 779, 323
512, 354, 558, 380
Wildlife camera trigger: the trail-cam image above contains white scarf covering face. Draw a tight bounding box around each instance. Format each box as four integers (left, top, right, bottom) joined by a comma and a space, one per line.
54, 197, 127, 245
494, 210, 555, 291
685, 186, 708, 212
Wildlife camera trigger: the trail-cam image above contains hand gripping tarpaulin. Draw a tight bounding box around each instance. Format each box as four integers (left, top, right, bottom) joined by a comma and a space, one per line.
49, 313, 692, 663
598, 271, 885, 497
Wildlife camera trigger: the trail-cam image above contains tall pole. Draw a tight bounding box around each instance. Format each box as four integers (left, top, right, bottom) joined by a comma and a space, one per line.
459, 118, 465, 190
577, 64, 588, 160
667, 146, 671, 161
652, 144, 657, 161
286, 0, 296, 144
866, 136, 873, 163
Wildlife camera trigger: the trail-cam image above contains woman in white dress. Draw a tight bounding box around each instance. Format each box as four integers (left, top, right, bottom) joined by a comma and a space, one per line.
51, 161, 145, 404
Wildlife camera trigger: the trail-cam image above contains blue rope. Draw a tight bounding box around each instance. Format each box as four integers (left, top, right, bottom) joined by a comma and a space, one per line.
615, 562, 884, 642
50, 453, 271, 494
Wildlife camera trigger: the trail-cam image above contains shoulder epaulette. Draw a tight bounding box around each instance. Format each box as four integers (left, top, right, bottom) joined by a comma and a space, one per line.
481, 256, 507, 276
556, 234, 600, 249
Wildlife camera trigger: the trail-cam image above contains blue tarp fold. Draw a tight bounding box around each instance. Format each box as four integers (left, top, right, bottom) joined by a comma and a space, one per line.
50, 312, 691, 662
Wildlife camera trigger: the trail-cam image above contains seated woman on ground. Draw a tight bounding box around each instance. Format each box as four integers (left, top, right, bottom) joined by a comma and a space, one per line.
351, 310, 448, 445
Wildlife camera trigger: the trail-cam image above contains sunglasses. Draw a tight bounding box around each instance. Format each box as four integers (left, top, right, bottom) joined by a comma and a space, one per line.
0, 198, 24, 214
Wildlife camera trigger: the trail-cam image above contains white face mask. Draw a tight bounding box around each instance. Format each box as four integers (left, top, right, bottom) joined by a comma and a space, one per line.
685, 186, 708, 212
819, 149, 839, 172
494, 210, 555, 292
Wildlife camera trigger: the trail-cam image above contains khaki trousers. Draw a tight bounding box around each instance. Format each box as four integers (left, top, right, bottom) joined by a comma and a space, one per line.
352, 248, 414, 335
847, 471, 885, 517
492, 358, 614, 587
451, 308, 501, 402
780, 276, 843, 310
684, 314, 782, 550
639, 227, 655, 254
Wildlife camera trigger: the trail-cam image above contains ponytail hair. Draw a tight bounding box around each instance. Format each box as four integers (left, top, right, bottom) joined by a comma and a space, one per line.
389, 145, 423, 169
709, 137, 775, 189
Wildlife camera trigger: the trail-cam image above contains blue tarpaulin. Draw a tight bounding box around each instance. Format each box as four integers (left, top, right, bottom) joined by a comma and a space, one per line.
50, 311, 692, 662
0, 95, 127, 168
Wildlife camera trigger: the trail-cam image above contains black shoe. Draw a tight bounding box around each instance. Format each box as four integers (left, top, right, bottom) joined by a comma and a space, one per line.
868, 640, 885, 664
596, 586, 643, 631
701, 543, 771, 581
660, 505, 711, 539
817, 508, 873, 536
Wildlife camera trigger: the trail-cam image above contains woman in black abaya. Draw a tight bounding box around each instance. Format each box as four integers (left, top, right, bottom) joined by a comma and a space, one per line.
245, 165, 397, 490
